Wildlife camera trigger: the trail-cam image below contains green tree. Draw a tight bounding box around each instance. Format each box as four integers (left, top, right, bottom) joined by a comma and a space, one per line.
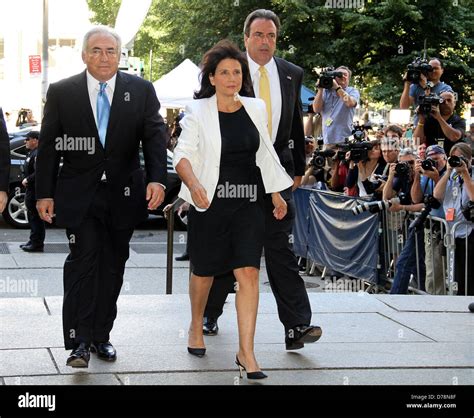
86, 0, 473, 110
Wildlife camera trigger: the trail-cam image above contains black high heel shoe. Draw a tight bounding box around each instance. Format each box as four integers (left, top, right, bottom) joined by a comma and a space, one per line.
235, 355, 267, 379
187, 347, 206, 357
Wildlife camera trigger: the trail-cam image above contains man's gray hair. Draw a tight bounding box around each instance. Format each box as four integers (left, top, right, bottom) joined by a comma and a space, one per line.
336, 65, 352, 79
82, 25, 122, 53
243, 9, 281, 37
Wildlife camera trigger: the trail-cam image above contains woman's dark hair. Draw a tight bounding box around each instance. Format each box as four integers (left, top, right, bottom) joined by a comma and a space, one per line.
194, 40, 254, 99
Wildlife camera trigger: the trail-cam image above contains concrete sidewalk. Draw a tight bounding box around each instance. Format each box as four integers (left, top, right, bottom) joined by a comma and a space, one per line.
1, 292, 473, 386
1, 239, 473, 386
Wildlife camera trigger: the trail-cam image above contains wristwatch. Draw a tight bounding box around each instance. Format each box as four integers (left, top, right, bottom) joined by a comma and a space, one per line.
335, 86, 342, 92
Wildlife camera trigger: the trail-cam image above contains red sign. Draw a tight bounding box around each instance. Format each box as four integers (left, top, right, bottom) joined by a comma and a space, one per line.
29, 55, 42, 75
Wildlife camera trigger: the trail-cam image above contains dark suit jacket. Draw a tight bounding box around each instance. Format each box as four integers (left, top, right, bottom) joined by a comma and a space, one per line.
272, 57, 305, 180
0, 107, 10, 193
24, 148, 38, 196
36, 70, 168, 229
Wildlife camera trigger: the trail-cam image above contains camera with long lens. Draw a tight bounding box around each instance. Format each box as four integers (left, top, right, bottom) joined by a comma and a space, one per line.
395, 162, 410, 177
406, 57, 433, 84
421, 158, 436, 171
352, 200, 392, 216
398, 192, 411, 206
462, 201, 474, 222
409, 195, 441, 230
447, 155, 469, 168
418, 93, 444, 117
317, 67, 344, 90
309, 149, 336, 169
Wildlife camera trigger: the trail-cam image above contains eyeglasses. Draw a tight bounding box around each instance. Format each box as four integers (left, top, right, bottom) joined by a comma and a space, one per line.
250, 32, 277, 42
88, 48, 117, 58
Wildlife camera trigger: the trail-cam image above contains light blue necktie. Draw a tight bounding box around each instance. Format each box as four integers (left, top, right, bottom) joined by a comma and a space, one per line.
97, 82, 110, 148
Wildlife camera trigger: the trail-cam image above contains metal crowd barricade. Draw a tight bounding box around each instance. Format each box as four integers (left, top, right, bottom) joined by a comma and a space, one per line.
444, 219, 473, 296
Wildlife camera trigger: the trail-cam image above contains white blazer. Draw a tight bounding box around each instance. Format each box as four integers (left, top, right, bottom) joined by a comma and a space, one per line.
173, 94, 293, 211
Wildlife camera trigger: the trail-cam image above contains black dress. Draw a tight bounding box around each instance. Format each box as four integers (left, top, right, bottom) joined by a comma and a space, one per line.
187, 106, 265, 277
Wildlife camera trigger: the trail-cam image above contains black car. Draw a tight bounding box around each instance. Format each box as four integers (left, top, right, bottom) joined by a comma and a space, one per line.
3, 127, 186, 230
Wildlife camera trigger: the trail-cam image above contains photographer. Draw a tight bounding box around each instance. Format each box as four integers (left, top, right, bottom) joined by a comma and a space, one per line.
345, 139, 387, 198
383, 148, 418, 205
312, 66, 360, 145
328, 145, 350, 192
381, 126, 403, 165
411, 145, 447, 295
414, 91, 466, 155
304, 136, 316, 167
434, 143, 474, 295
383, 148, 427, 295
400, 57, 453, 126
301, 147, 331, 189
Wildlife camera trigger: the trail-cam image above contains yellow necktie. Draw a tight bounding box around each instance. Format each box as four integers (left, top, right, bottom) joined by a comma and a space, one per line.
259, 66, 272, 137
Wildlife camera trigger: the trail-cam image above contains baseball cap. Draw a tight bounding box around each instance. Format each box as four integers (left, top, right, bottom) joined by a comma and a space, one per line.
426, 145, 445, 157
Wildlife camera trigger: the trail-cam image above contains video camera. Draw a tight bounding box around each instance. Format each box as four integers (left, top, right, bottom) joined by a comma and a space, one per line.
406, 57, 433, 84
409, 195, 441, 230
316, 67, 344, 90
418, 93, 444, 117
339, 123, 373, 163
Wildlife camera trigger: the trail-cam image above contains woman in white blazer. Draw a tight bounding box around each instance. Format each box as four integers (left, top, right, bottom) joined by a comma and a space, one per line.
173, 40, 293, 379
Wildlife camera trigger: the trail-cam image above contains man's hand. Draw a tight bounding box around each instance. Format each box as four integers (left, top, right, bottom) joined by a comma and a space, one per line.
419, 73, 428, 90
0, 191, 7, 213
388, 163, 397, 179
292, 176, 302, 191
37, 199, 55, 224
146, 183, 165, 210
22, 178, 28, 187
332, 79, 340, 90
430, 105, 442, 122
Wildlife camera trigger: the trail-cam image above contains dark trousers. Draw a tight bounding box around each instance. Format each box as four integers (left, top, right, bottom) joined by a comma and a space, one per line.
25, 189, 45, 246
204, 194, 312, 332
454, 231, 474, 296
62, 183, 133, 349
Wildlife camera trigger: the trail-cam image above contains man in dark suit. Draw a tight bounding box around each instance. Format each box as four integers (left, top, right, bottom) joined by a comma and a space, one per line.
20, 130, 46, 252
36, 26, 168, 367
203, 9, 322, 350
0, 107, 9, 214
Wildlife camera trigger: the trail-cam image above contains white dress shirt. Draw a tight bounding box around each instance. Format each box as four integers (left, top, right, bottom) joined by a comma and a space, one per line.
247, 54, 282, 143
86, 71, 116, 126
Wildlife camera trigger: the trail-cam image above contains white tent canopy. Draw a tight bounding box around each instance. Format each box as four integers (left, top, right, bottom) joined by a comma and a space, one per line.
153, 59, 201, 108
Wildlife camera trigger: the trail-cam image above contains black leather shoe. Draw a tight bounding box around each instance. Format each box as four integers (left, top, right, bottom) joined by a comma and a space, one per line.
90, 341, 117, 361
66, 342, 90, 368
203, 317, 218, 336
21, 244, 44, 252
175, 252, 189, 261
19, 241, 32, 249
285, 325, 322, 350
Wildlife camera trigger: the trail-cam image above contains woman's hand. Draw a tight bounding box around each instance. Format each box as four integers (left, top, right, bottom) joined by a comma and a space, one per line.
271, 192, 287, 220
190, 183, 210, 209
